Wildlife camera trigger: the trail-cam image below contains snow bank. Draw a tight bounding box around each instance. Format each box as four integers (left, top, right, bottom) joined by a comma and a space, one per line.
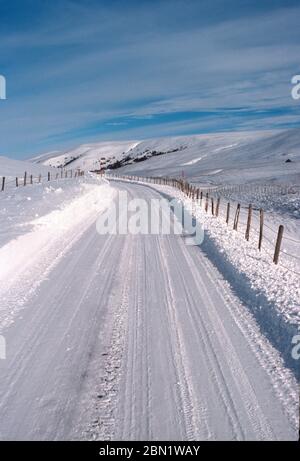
169, 185, 300, 326
115, 177, 300, 327
0, 174, 115, 330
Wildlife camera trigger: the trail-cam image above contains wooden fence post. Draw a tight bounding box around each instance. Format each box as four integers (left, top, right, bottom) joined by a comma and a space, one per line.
226, 202, 230, 224
16, 177, 19, 187
24, 171, 27, 186
245, 204, 252, 241
273, 225, 284, 265
258, 209, 264, 251
48, 172, 50, 181
211, 197, 214, 216
205, 193, 209, 212
30, 174, 33, 185
233, 203, 240, 230
1, 177, 5, 191
216, 197, 220, 217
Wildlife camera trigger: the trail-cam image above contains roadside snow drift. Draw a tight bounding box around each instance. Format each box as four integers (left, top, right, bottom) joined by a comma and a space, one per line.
0, 175, 115, 330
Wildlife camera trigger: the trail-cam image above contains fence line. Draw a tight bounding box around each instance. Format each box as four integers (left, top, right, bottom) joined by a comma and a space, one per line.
108, 173, 300, 272
0, 169, 85, 194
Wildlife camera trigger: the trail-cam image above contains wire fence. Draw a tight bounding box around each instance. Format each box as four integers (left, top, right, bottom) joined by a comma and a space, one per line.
108, 173, 300, 277
1, 168, 85, 194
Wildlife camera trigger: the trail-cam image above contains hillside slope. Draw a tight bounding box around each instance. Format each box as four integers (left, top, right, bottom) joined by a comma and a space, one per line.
0, 156, 55, 179
30, 141, 139, 171
30, 129, 300, 187
118, 129, 300, 186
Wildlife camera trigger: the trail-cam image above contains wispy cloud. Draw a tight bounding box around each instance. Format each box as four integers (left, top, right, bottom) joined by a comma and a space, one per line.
0, 0, 299, 157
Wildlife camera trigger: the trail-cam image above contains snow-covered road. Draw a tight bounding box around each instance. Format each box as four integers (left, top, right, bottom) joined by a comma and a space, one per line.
0, 181, 298, 440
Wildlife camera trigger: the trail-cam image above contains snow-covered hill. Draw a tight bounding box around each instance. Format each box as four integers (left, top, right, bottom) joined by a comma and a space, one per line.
0, 155, 55, 179
30, 129, 300, 188
1, 132, 299, 441
30, 132, 262, 173
26, 128, 300, 220
30, 141, 139, 171
117, 129, 300, 187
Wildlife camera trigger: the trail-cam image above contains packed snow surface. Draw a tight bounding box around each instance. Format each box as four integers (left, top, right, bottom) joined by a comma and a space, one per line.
1, 129, 299, 440
0, 174, 298, 440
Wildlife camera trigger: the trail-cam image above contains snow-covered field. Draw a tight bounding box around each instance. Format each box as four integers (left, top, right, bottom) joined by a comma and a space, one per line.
0, 129, 299, 441
116, 129, 300, 186
31, 129, 300, 188
116, 129, 300, 225
0, 174, 115, 329
0, 177, 298, 440
29, 128, 300, 220
112, 176, 300, 324
0, 155, 56, 185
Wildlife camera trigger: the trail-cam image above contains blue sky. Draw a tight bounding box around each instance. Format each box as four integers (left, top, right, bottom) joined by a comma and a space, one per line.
0, 0, 300, 158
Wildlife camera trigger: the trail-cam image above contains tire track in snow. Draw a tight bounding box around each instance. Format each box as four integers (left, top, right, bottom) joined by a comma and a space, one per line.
157, 236, 211, 440
121, 237, 153, 440
108, 180, 297, 440
1, 180, 296, 440
87, 236, 134, 440
177, 242, 275, 440
197, 250, 298, 432
160, 234, 246, 439
0, 224, 124, 440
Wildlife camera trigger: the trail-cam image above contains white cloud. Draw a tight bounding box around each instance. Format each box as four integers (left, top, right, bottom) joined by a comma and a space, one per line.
0, 1, 299, 156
